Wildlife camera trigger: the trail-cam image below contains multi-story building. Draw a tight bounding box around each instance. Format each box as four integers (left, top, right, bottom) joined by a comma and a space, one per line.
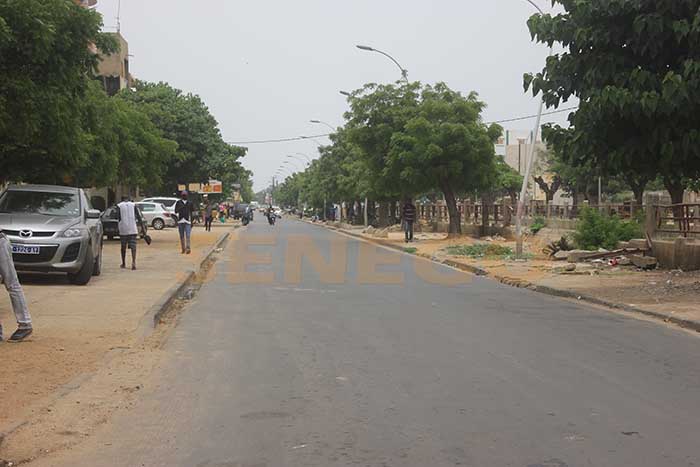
97, 32, 132, 96
75, 0, 132, 96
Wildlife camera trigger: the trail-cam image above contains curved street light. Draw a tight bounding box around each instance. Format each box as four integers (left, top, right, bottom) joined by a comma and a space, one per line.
310, 119, 336, 132
285, 155, 308, 169
356, 44, 409, 83
294, 152, 313, 163
514, 0, 553, 257
299, 135, 324, 150
283, 159, 304, 171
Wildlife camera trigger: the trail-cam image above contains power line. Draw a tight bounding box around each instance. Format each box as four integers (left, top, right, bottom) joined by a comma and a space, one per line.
486, 106, 578, 125
227, 107, 579, 145
228, 133, 330, 145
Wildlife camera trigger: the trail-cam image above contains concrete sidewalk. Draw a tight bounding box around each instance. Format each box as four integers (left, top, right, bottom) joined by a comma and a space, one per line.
0, 225, 232, 432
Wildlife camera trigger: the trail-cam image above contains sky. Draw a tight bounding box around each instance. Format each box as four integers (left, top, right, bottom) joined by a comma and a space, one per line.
95, 0, 572, 191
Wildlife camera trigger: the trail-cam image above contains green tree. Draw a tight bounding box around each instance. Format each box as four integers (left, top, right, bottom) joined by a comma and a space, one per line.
74, 81, 178, 190
387, 83, 502, 235
344, 82, 421, 207
117, 81, 246, 191
494, 156, 523, 205
526, 1, 700, 205
0, 0, 117, 183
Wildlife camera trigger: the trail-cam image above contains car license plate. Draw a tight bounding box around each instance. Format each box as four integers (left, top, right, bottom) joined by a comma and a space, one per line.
12, 244, 40, 255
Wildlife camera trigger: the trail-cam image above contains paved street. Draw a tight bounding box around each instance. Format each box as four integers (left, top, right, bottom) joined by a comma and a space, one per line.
34, 216, 700, 467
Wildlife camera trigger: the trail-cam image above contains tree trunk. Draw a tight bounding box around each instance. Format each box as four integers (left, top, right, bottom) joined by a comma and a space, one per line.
439, 179, 461, 237
664, 177, 685, 205
481, 194, 491, 237
377, 201, 389, 227
632, 185, 644, 207
533, 175, 561, 209
389, 200, 398, 225
664, 176, 686, 231
570, 190, 579, 219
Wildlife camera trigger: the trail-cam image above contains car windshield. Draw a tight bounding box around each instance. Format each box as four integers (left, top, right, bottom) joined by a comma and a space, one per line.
0, 190, 80, 217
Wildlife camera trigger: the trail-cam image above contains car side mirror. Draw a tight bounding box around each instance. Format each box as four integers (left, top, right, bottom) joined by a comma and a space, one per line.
86, 209, 101, 219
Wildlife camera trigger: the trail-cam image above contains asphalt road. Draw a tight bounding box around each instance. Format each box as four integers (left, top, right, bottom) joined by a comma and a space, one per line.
36, 216, 700, 467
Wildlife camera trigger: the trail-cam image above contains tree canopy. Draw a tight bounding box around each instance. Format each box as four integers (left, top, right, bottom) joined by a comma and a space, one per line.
525, 1, 700, 204
0, 0, 116, 183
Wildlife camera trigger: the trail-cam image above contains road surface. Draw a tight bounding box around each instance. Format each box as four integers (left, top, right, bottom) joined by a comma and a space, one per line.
34, 217, 700, 467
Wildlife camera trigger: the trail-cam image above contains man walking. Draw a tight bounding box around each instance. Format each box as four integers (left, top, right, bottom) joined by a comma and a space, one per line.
117, 197, 144, 270
175, 191, 194, 254
402, 199, 417, 243
204, 196, 214, 232
0, 230, 33, 342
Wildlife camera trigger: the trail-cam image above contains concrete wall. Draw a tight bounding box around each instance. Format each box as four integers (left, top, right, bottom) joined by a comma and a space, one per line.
97, 33, 130, 93
652, 238, 700, 271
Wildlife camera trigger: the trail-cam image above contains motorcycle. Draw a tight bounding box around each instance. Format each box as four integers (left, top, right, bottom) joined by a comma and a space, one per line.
267, 212, 276, 225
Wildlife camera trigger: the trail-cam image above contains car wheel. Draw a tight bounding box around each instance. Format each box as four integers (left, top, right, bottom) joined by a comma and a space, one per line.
68, 244, 95, 285
92, 241, 103, 276
152, 218, 165, 230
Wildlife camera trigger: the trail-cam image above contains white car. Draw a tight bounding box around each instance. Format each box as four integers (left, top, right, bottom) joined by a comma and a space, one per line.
141, 197, 180, 213
135, 202, 176, 230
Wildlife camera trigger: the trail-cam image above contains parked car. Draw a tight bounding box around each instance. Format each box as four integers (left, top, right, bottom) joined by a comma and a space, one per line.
135, 202, 176, 230
100, 206, 151, 239
0, 184, 103, 285
141, 197, 180, 212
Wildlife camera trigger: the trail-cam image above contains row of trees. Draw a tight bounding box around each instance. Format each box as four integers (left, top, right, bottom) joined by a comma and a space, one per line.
276, 1, 699, 232
0, 0, 252, 198
275, 82, 519, 236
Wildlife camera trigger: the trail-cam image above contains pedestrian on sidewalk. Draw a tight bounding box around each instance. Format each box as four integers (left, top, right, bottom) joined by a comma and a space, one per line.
175, 191, 194, 254
117, 197, 145, 270
0, 230, 33, 342
402, 199, 417, 243
204, 196, 214, 232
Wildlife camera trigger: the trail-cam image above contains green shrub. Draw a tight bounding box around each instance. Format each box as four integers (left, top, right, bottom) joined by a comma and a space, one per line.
445, 243, 513, 258
403, 247, 417, 254
573, 207, 642, 250
530, 216, 547, 235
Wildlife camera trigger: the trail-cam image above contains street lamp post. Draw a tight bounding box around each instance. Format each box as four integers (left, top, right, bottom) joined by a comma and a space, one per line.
286, 155, 308, 169
514, 0, 553, 258
310, 119, 336, 132
299, 135, 324, 150
356, 45, 409, 83
284, 159, 304, 171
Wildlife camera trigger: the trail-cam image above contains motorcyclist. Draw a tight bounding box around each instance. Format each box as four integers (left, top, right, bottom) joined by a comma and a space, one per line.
266, 205, 276, 225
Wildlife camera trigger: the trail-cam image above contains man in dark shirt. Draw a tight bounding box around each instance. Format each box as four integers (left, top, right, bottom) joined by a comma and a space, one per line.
203, 196, 214, 232
402, 199, 417, 243
174, 191, 194, 254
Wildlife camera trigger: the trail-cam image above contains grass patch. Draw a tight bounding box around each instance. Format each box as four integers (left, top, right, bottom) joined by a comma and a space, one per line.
403, 247, 418, 254
530, 216, 547, 235
445, 243, 513, 259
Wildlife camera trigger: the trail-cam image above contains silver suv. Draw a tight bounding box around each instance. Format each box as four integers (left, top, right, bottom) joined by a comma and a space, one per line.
0, 185, 103, 285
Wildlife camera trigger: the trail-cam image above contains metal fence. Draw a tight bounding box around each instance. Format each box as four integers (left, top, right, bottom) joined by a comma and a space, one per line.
655, 204, 700, 237
416, 201, 642, 226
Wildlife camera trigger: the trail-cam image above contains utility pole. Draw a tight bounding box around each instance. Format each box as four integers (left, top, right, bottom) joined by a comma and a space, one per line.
364, 197, 369, 227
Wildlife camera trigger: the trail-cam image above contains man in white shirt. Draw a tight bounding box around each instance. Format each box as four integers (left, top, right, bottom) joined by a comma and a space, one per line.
116, 197, 144, 270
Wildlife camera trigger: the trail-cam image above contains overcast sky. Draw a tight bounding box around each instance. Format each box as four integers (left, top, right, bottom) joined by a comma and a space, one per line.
96, 0, 571, 191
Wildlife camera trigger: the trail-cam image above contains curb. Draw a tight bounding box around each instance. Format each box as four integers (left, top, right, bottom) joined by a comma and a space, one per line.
137, 230, 232, 338
307, 221, 700, 333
